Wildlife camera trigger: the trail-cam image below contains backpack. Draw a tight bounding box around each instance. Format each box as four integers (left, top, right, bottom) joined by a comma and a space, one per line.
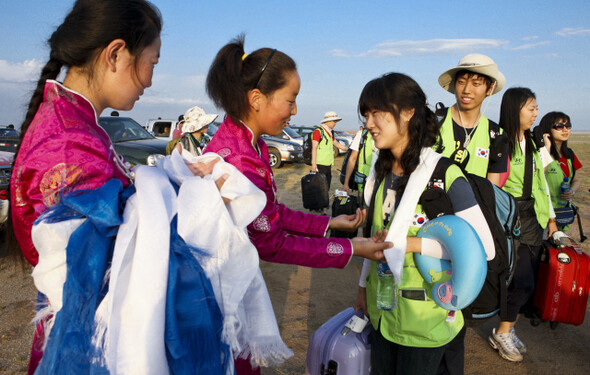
426, 157, 520, 321
339, 129, 370, 190
303, 127, 325, 165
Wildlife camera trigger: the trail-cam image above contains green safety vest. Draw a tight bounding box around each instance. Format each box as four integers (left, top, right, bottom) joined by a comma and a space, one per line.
365, 163, 464, 348
315, 127, 334, 166
437, 107, 494, 178
502, 146, 551, 228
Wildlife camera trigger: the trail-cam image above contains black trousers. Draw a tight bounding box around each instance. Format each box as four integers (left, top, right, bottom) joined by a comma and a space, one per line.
370, 327, 456, 375
317, 164, 332, 189
505, 244, 541, 322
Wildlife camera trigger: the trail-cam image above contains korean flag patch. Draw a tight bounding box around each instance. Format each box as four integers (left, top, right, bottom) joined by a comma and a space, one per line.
412, 213, 428, 227
476, 147, 489, 159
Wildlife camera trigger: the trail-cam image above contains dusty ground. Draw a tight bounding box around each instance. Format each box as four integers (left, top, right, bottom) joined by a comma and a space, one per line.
2, 134, 590, 374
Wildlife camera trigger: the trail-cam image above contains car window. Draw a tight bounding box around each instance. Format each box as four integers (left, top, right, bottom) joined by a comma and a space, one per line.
0, 129, 19, 137
99, 117, 154, 142
283, 126, 302, 139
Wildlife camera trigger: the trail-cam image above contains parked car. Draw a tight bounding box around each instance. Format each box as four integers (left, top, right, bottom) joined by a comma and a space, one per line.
206, 123, 301, 168
98, 116, 168, 166
0, 151, 13, 224
290, 125, 350, 156
269, 126, 304, 146
260, 135, 302, 168
334, 130, 355, 144
0, 127, 20, 153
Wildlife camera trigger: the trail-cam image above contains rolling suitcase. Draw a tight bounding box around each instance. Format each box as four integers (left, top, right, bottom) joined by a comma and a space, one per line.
330, 193, 359, 238
533, 235, 590, 325
305, 307, 372, 375
301, 172, 329, 210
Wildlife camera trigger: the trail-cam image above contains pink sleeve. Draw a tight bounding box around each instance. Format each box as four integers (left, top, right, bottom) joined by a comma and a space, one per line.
245, 168, 352, 269
278, 203, 330, 237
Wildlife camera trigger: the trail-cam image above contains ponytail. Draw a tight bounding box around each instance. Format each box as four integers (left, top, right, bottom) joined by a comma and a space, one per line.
18, 59, 63, 147
206, 34, 296, 123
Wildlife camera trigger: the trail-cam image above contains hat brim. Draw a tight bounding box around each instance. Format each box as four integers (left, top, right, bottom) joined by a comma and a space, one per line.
182, 114, 218, 133
321, 116, 342, 123
439, 64, 505, 95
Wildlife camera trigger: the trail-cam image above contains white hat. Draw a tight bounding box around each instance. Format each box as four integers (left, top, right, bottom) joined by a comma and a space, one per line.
321, 111, 342, 123
438, 54, 505, 95
182, 106, 218, 133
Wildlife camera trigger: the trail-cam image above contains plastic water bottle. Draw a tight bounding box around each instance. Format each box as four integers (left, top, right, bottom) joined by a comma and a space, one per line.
376, 262, 397, 310
559, 177, 570, 205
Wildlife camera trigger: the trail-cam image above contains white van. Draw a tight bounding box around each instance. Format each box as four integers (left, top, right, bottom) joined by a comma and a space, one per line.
145, 119, 181, 140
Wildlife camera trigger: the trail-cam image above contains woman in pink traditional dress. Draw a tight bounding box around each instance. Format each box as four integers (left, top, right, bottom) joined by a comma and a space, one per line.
5, 1, 166, 372
205, 35, 392, 374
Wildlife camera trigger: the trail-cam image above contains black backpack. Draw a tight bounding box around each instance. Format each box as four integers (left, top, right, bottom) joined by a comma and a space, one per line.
339, 129, 370, 190
303, 127, 326, 165
426, 158, 520, 321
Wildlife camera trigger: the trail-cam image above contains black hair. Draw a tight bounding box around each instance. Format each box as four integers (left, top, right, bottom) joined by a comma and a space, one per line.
453, 69, 494, 92
358, 72, 439, 195
539, 111, 573, 160
499, 87, 536, 158
3, 0, 162, 264
206, 34, 297, 123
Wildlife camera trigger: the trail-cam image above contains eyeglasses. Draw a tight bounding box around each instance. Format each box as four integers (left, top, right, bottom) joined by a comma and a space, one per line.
253, 49, 277, 89
552, 122, 572, 131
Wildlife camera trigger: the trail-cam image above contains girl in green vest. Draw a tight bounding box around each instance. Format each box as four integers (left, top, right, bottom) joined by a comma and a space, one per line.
488, 88, 557, 362
354, 73, 493, 374
538, 111, 582, 231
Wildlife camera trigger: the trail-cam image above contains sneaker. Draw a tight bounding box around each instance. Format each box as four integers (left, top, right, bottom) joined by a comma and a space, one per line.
488, 328, 523, 362
510, 327, 527, 354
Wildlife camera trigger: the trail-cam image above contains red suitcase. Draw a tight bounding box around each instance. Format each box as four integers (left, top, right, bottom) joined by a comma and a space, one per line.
533, 237, 590, 325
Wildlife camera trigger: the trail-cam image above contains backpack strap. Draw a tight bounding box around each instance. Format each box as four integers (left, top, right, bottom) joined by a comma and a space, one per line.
521, 137, 534, 200
364, 177, 382, 238
359, 129, 369, 165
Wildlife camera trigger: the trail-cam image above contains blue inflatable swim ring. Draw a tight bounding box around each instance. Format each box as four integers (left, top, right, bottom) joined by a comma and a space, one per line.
414, 215, 486, 311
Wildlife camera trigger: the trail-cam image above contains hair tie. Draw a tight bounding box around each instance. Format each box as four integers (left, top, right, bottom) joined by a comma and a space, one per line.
242, 53, 248, 61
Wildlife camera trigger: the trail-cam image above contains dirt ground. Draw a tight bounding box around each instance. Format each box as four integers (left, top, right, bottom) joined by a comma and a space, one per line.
2, 135, 590, 374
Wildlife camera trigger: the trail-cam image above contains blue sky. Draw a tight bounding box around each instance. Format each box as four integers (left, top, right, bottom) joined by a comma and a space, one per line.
1, 0, 590, 131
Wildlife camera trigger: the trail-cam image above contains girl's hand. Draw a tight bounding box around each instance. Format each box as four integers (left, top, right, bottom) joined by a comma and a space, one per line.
353, 287, 368, 318
328, 208, 366, 231
177, 144, 230, 202
351, 229, 391, 261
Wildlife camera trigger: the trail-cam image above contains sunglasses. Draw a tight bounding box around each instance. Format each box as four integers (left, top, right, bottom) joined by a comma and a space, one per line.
552, 122, 572, 131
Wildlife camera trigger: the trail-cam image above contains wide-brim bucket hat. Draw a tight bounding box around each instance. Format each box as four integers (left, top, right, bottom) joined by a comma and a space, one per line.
182, 106, 218, 133
321, 111, 342, 123
439, 54, 505, 95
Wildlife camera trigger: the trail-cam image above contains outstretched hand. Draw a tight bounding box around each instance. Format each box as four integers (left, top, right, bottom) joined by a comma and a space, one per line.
329, 208, 366, 232
177, 144, 230, 202
351, 229, 391, 261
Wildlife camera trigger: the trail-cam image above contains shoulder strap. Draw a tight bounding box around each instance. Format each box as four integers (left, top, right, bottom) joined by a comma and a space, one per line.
522, 138, 534, 200
364, 177, 382, 238
430, 156, 454, 184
